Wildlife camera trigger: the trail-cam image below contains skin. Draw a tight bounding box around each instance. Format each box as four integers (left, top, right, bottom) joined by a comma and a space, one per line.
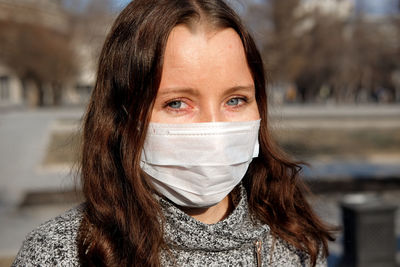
151, 24, 260, 224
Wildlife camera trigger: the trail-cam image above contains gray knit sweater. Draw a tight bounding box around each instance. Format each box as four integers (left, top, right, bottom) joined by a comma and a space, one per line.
12, 186, 326, 266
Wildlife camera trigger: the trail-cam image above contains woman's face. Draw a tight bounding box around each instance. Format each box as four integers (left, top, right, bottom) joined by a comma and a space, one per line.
151, 25, 260, 123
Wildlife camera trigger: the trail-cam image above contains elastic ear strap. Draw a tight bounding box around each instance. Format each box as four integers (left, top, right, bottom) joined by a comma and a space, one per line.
122, 105, 129, 116
253, 139, 260, 158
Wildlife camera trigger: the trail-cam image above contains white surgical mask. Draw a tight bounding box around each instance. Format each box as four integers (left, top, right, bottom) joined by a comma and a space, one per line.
140, 119, 260, 208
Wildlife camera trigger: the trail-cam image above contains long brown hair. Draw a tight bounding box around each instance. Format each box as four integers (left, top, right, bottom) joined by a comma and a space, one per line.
78, 0, 334, 266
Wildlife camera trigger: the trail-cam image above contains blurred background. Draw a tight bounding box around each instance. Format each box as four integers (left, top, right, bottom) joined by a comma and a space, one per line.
0, 0, 399, 266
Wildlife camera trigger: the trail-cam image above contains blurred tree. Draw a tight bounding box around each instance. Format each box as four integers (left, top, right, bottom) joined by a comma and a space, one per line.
66, 0, 115, 60
392, 15, 400, 101
64, 0, 115, 101
0, 0, 116, 107
295, 14, 350, 102
0, 20, 78, 106
244, 0, 400, 104
262, 0, 305, 83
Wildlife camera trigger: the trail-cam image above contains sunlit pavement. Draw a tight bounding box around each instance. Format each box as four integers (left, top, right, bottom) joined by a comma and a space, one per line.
0, 107, 84, 206
0, 104, 399, 265
0, 107, 84, 261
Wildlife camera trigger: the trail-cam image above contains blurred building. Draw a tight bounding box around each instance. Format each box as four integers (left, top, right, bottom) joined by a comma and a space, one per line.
0, 0, 65, 107
0, 0, 68, 107
0, 0, 68, 32
0, 0, 104, 107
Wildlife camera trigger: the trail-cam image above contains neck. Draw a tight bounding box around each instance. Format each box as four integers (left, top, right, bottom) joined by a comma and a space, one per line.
180, 194, 234, 224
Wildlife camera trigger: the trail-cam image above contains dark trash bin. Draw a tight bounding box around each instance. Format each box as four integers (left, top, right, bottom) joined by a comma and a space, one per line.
340, 194, 398, 267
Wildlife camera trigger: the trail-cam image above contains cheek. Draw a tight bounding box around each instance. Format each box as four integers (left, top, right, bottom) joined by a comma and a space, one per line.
150, 105, 166, 123
149, 108, 158, 122
252, 101, 261, 119
224, 102, 260, 122
245, 103, 260, 120
150, 106, 197, 123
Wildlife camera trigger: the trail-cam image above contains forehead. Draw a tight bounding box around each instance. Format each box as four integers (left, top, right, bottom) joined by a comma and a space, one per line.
159, 25, 253, 90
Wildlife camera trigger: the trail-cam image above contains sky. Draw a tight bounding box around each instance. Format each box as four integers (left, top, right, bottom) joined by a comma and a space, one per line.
63, 0, 131, 13
355, 0, 400, 16
113, 0, 131, 10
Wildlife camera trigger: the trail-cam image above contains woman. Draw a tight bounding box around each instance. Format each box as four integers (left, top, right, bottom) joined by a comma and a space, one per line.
13, 0, 334, 266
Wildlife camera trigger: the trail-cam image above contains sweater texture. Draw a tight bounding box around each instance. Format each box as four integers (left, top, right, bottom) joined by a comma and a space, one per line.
12, 185, 326, 266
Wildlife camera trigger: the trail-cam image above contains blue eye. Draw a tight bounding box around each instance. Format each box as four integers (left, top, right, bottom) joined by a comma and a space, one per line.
168, 100, 183, 109
227, 98, 241, 106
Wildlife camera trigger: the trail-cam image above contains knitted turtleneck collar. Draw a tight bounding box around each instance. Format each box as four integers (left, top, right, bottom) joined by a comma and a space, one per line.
158, 184, 270, 252
12, 184, 322, 266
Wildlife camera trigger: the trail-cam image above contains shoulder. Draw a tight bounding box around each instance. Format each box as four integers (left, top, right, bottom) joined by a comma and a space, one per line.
264, 233, 327, 267
12, 204, 85, 267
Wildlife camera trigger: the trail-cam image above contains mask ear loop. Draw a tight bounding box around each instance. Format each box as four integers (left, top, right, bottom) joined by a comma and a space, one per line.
122, 105, 143, 132
122, 105, 129, 117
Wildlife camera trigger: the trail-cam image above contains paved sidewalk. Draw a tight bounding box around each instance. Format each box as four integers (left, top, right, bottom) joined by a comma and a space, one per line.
0, 107, 84, 260
0, 107, 84, 206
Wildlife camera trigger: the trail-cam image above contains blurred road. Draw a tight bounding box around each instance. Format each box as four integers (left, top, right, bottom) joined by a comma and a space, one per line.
0, 107, 84, 260
272, 104, 400, 179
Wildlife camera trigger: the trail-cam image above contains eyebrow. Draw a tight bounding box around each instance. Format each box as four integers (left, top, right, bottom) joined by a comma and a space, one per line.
223, 85, 255, 95
158, 85, 255, 97
158, 87, 200, 97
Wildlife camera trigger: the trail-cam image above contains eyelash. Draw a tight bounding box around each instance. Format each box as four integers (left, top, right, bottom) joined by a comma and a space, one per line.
163, 98, 188, 112
226, 97, 248, 108
163, 96, 249, 112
